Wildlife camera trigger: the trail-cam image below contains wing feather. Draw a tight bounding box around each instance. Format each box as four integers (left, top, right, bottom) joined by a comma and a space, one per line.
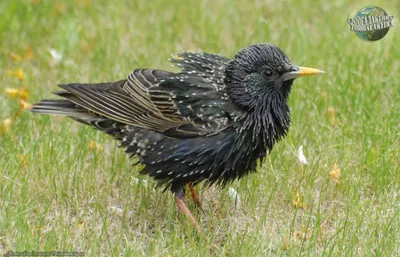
45, 61, 234, 139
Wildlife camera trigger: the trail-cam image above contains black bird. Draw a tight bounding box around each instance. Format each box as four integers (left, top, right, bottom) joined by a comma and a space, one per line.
31, 44, 324, 232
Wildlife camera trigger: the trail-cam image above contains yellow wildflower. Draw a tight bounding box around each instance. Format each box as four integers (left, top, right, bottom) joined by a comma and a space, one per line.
7, 69, 25, 81
89, 140, 103, 151
5, 88, 20, 98
5, 88, 28, 100
19, 99, 33, 110
330, 163, 341, 184
19, 88, 29, 100
0, 118, 12, 136
293, 192, 305, 209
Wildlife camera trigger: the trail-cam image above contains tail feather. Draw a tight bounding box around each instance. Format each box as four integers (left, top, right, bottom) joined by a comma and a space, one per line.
31, 96, 124, 137
31, 99, 91, 118
31, 99, 87, 117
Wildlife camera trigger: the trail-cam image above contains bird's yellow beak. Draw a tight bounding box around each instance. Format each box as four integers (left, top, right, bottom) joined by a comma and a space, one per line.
282, 66, 325, 81
294, 66, 325, 77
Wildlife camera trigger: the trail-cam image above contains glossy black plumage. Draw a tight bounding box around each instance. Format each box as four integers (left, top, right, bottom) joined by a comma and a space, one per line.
31, 44, 322, 199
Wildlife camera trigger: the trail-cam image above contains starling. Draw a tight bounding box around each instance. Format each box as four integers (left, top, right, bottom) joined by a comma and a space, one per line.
31, 44, 324, 233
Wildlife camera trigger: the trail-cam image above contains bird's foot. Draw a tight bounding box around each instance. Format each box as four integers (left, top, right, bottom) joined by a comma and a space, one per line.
174, 194, 201, 235
188, 182, 205, 213
174, 189, 217, 250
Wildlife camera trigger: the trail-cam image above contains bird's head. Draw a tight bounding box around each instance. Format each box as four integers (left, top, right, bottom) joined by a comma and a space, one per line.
225, 44, 324, 110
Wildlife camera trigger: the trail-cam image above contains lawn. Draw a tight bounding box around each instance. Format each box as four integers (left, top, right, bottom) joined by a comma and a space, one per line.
1, 0, 399, 256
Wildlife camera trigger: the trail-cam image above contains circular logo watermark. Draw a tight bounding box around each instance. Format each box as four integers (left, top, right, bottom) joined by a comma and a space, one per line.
348, 6, 394, 41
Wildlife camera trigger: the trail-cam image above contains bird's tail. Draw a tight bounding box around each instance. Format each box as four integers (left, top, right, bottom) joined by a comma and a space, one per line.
31, 96, 124, 137
31, 98, 93, 119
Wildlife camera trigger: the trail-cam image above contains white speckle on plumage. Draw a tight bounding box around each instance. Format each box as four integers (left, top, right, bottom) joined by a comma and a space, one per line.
156, 170, 162, 174
167, 171, 173, 175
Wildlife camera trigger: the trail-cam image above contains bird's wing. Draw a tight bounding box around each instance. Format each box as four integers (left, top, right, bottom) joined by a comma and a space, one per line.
56, 69, 234, 138
149, 73, 234, 138
170, 51, 230, 90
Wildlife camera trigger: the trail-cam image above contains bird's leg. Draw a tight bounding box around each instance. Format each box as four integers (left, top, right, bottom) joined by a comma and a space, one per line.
187, 182, 204, 213
174, 189, 201, 234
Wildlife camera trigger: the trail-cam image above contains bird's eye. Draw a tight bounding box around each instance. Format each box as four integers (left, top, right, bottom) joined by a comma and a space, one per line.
291, 67, 299, 72
263, 70, 273, 77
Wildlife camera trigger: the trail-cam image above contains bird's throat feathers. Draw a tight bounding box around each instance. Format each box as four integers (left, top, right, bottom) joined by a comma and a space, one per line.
234, 92, 291, 153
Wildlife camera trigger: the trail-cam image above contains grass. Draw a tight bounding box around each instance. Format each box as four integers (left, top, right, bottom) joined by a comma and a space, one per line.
1, 0, 399, 256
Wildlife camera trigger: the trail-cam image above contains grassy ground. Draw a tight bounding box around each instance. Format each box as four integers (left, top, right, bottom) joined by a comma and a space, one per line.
1, 0, 399, 256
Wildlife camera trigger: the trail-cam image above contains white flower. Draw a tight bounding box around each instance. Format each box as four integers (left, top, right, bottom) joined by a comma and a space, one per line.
298, 145, 308, 165
48, 48, 62, 63
228, 187, 241, 209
